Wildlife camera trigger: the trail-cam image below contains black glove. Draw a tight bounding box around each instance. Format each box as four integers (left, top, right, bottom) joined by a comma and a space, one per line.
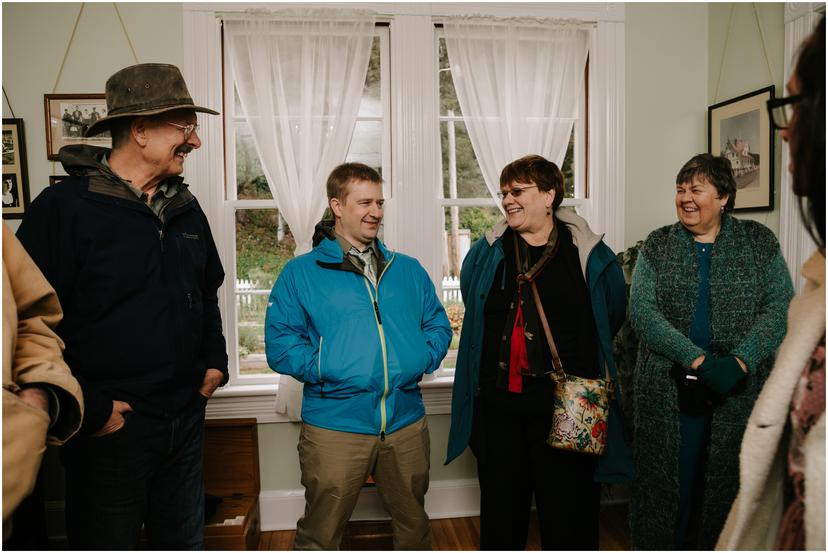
697, 356, 746, 395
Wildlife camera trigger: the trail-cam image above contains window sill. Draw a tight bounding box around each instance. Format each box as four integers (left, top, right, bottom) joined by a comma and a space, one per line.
206, 376, 454, 423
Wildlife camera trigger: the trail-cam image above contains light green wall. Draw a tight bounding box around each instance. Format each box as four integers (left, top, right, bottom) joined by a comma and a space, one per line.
2, 2, 183, 231
624, 3, 786, 249
708, 3, 785, 233
625, 3, 710, 248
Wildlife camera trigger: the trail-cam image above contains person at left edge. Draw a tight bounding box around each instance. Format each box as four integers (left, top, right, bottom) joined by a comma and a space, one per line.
265, 163, 452, 550
3, 224, 83, 540
16, 63, 228, 550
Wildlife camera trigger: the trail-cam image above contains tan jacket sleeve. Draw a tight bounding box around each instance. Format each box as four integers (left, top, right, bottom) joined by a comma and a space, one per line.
2, 224, 84, 521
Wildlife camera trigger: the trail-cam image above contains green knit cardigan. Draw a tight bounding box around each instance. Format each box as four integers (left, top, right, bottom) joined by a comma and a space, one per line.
628, 215, 794, 550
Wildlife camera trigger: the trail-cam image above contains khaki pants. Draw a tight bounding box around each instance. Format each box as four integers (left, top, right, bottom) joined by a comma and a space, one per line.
293, 417, 431, 551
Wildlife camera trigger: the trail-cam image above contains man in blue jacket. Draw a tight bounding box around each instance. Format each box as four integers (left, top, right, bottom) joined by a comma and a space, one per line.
266, 163, 452, 550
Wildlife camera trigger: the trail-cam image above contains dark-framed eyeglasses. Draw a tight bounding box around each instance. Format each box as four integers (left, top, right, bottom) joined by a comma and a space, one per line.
766, 95, 802, 131
166, 121, 199, 140
496, 185, 538, 200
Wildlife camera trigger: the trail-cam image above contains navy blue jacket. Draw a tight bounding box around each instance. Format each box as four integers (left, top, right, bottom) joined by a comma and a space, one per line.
16, 145, 228, 435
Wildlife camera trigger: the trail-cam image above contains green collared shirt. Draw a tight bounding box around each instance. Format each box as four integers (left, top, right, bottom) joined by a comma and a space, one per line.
101, 154, 184, 219
335, 232, 382, 287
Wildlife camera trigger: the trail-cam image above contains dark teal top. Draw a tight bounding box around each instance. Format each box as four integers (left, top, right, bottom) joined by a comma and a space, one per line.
689, 242, 714, 350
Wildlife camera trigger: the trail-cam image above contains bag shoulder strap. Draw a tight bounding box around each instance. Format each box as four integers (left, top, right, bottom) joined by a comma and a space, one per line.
529, 276, 614, 384
529, 280, 567, 380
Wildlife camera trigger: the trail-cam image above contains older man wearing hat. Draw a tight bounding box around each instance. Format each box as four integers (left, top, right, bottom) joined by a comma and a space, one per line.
16, 63, 227, 549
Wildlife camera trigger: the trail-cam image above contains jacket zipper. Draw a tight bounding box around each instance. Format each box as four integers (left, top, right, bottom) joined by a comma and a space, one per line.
362, 255, 395, 440
317, 336, 324, 397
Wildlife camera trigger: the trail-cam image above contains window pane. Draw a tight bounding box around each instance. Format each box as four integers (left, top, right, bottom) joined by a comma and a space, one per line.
237, 294, 270, 376
346, 120, 382, 172
234, 86, 244, 117
441, 205, 502, 369
438, 38, 461, 116
440, 121, 488, 199
562, 131, 575, 198
438, 39, 580, 201
235, 209, 294, 290
235, 121, 273, 200
358, 37, 381, 117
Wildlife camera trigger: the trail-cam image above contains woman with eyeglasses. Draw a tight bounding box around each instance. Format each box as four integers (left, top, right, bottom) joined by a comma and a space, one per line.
446, 154, 632, 550
628, 152, 795, 550
717, 16, 825, 551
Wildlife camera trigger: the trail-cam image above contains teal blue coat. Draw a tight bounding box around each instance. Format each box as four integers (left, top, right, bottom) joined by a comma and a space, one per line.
445, 209, 635, 483
265, 236, 452, 436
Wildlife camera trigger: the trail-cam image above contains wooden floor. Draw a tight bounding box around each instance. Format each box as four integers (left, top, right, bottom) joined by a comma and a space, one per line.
258, 504, 631, 550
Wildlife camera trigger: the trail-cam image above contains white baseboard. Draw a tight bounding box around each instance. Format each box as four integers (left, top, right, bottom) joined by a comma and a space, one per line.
259, 478, 481, 531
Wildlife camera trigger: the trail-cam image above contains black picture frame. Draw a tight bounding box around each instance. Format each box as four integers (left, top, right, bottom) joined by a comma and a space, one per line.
708, 85, 775, 211
2, 118, 31, 219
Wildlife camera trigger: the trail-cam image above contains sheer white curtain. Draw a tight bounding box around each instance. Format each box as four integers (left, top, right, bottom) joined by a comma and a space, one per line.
225, 11, 376, 254
443, 17, 590, 203
225, 10, 375, 420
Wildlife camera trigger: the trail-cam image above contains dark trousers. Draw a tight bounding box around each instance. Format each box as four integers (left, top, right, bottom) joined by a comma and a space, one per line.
472, 396, 600, 551
61, 397, 207, 550
675, 412, 711, 549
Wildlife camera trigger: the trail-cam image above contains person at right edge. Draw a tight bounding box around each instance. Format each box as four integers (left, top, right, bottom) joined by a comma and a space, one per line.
629, 152, 794, 549
717, 16, 825, 551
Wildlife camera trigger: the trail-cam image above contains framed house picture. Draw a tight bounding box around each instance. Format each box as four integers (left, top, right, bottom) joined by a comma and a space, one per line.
708, 85, 775, 211
2, 118, 30, 219
44, 93, 111, 160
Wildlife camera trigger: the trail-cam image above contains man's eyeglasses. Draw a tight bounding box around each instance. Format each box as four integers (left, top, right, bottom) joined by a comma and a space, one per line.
496, 185, 538, 200
766, 95, 801, 131
166, 121, 199, 140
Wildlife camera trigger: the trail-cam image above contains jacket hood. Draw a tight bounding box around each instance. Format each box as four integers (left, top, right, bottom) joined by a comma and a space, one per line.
312, 218, 336, 247
58, 145, 113, 177
58, 144, 186, 190
484, 208, 604, 275
802, 250, 825, 291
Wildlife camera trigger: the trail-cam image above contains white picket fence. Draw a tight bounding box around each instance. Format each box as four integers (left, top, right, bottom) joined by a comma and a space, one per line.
441, 276, 461, 303
236, 277, 462, 304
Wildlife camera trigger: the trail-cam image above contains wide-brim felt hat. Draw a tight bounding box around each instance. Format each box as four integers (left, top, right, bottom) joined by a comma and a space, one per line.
85, 63, 219, 137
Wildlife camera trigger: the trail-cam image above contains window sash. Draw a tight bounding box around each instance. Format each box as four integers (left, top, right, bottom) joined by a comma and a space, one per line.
221, 26, 390, 386
434, 29, 589, 202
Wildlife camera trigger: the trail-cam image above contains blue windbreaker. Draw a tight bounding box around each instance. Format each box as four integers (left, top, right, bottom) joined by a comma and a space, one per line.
265, 235, 452, 436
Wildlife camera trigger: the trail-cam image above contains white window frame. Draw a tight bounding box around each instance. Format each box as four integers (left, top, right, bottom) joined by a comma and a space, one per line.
220, 26, 391, 390
434, 27, 590, 382
182, 3, 625, 422
434, 28, 590, 211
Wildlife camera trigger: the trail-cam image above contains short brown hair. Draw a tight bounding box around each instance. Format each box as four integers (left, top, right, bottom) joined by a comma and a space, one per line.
675, 154, 737, 212
326, 163, 382, 200
499, 155, 565, 210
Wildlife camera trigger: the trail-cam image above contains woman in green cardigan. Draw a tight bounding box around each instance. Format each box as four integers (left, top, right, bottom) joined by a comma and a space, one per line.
629, 154, 794, 549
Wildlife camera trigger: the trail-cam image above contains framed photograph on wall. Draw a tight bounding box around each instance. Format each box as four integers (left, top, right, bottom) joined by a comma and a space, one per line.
708, 85, 775, 211
44, 93, 111, 160
2, 118, 30, 219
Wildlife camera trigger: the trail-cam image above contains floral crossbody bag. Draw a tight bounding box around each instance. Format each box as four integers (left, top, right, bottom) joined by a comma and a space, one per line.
528, 280, 613, 455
